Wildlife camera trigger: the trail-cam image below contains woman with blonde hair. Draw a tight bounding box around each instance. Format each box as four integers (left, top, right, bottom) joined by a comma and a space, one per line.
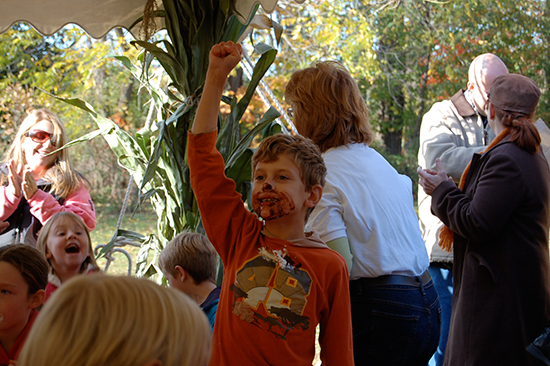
0, 108, 95, 246
18, 274, 212, 366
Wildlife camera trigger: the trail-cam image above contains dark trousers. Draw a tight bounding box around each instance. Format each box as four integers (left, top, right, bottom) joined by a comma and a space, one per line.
349, 274, 441, 366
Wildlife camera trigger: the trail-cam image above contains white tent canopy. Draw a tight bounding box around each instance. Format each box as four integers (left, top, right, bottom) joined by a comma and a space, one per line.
1, 0, 154, 38
0, 0, 301, 39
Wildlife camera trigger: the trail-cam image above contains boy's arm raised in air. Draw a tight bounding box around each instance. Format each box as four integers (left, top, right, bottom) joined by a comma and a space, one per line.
191, 41, 242, 135
188, 41, 256, 262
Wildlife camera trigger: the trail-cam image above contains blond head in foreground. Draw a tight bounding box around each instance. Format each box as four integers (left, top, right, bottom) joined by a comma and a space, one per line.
17, 274, 211, 366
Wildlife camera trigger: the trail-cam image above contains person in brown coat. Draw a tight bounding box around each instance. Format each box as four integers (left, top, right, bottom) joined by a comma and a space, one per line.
418, 74, 550, 365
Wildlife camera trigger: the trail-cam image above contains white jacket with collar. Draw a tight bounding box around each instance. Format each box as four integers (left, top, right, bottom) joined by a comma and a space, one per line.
417, 89, 493, 262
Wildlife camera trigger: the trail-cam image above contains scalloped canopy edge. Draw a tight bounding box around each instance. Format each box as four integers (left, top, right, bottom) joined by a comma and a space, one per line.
0, 0, 306, 39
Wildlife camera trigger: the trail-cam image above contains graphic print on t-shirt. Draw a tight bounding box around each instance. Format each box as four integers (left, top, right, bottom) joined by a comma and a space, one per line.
230, 247, 312, 339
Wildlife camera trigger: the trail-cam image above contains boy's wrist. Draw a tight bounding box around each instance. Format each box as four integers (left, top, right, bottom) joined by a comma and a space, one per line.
206, 68, 230, 85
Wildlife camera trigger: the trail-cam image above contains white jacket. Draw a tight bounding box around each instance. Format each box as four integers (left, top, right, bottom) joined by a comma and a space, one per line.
417, 90, 492, 262
535, 118, 550, 163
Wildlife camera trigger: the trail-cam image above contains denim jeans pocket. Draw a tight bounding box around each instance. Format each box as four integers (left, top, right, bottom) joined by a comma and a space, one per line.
368, 309, 420, 363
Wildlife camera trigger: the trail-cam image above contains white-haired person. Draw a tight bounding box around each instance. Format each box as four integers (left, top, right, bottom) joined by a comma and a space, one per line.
17, 274, 212, 366
0, 108, 96, 247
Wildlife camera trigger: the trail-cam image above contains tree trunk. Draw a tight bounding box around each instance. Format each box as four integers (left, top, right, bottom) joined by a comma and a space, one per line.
383, 130, 403, 156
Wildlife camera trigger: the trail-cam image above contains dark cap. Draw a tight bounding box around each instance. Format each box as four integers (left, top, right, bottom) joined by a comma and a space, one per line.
489, 74, 540, 115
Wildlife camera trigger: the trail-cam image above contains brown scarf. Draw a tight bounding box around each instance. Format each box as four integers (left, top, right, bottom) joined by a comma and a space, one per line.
438, 127, 511, 252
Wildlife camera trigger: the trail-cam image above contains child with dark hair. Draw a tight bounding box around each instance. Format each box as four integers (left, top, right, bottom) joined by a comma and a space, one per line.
188, 41, 353, 366
0, 244, 48, 366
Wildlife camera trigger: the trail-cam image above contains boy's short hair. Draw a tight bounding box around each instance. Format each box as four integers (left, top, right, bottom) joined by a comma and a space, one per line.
284, 61, 373, 153
252, 134, 327, 220
252, 133, 326, 190
159, 232, 217, 284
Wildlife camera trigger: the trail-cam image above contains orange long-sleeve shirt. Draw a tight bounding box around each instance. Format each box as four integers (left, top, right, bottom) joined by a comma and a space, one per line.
188, 131, 354, 366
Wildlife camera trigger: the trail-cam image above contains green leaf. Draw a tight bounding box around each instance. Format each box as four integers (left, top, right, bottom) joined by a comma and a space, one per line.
45, 129, 104, 156
233, 44, 277, 123
217, 97, 239, 160
222, 14, 253, 42
225, 147, 253, 195
139, 119, 167, 192
53, 94, 148, 182
225, 107, 280, 170
131, 39, 189, 96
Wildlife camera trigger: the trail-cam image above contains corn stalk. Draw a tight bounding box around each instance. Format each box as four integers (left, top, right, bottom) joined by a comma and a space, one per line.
59, 0, 282, 279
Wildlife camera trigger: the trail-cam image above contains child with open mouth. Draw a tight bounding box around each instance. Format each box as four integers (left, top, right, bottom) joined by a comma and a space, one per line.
36, 212, 99, 301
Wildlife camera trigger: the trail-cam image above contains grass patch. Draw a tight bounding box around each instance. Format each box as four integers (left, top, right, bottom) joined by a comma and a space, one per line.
90, 203, 158, 275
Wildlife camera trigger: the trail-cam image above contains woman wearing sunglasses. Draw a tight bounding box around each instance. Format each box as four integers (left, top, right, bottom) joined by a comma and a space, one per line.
0, 108, 96, 246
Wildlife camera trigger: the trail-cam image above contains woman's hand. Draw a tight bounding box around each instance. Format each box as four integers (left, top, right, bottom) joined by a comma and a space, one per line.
7, 159, 22, 198
22, 167, 38, 200
417, 158, 453, 196
0, 221, 8, 234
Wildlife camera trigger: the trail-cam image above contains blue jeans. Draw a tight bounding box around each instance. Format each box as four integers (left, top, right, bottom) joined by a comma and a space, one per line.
350, 276, 441, 366
427, 263, 453, 366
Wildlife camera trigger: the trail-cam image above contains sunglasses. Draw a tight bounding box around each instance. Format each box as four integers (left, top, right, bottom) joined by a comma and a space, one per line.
24, 130, 56, 146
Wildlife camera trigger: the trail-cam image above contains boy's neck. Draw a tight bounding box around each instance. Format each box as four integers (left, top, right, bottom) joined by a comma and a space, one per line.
263, 216, 307, 241
190, 281, 218, 306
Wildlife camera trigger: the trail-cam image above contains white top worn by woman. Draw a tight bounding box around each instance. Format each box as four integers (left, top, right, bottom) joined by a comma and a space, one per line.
306, 143, 429, 280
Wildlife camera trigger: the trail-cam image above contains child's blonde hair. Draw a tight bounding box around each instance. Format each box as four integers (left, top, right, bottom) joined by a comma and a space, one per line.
17, 274, 212, 366
285, 61, 373, 153
1, 108, 88, 198
36, 211, 98, 272
159, 232, 217, 284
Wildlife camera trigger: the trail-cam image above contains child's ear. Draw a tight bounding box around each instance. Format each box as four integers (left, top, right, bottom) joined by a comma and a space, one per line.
305, 185, 323, 208
29, 289, 46, 310
174, 265, 187, 282
45, 248, 52, 259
